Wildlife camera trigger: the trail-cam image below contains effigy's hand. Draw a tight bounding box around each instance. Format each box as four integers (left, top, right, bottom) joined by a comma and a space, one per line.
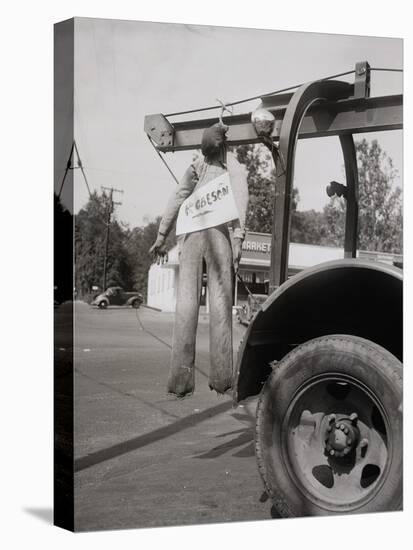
149, 235, 168, 265
233, 237, 243, 273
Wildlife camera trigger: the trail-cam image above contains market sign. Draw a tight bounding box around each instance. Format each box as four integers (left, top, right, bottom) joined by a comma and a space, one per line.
241, 232, 271, 262
241, 232, 403, 267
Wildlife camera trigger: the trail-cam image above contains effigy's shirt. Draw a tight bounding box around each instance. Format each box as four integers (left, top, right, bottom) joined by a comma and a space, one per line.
175, 172, 239, 235
158, 153, 249, 240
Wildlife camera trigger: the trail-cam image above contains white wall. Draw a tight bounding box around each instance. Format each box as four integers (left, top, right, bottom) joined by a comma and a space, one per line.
147, 264, 178, 312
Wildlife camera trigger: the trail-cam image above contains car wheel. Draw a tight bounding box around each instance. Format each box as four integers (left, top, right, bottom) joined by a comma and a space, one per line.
131, 299, 141, 309
255, 335, 402, 517
98, 301, 108, 309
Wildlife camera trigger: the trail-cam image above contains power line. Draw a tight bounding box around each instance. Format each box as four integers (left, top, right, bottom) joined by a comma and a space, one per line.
74, 141, 92, 196
371, 67, 403, 73
163, 67, 402, 118
57, 140, 91, 199
164, 69, 356, 118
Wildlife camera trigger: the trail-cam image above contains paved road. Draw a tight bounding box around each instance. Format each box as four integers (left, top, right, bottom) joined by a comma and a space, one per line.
66, 302, 274, 531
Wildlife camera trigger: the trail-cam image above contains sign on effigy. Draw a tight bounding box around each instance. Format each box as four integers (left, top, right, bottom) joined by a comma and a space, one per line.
176, 172, 239, 235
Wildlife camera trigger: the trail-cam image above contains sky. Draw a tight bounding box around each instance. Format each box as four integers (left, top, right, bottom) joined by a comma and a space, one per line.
58, 18, 403, 227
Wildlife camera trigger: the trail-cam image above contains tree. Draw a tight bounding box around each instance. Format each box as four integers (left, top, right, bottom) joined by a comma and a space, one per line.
75, 191, 135, 295
74, 189, 177, 300
290, 209, 331, 245
234, 139, 403, 255
234, 144, 298, 233
323, 139, 402, 253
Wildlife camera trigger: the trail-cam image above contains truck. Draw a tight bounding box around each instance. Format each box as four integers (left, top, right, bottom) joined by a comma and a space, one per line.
144, 61, 403, 517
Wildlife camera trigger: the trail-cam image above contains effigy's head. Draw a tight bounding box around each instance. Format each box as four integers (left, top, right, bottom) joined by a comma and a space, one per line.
201, 123, 228, 159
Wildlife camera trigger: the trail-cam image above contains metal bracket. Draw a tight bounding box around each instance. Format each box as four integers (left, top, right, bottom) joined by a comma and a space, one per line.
354, 61, 371, 99
144, 114, 175, 148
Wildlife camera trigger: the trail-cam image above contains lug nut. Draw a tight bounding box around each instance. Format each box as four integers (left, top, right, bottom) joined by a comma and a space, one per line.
350, 413, 358, 424
336, 423, 340, 429
347, 438, 352, 445
330, 450, 335, 456
340, 424, 345, 430
344, 427, 349, 434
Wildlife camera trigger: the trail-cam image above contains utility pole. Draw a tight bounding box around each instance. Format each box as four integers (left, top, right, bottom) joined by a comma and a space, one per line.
101, 186, 123, 290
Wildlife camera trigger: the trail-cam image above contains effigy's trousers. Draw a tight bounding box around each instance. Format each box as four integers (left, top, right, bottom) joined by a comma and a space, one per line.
167, 225, 233, 397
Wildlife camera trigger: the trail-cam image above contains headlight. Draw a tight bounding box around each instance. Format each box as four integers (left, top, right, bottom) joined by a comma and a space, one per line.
251, 107, 275, 138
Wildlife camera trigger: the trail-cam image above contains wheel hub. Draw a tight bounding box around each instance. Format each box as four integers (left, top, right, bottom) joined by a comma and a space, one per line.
324, 413, 360, 458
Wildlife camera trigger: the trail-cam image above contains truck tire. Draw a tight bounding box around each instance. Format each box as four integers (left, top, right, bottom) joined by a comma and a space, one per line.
255, 335, 402, 517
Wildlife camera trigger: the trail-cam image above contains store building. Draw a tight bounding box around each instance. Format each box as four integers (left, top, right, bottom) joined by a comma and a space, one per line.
147, 231, 402, 312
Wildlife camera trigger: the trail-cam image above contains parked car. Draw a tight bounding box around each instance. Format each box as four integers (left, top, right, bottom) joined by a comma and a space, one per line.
92, 287, 143, 309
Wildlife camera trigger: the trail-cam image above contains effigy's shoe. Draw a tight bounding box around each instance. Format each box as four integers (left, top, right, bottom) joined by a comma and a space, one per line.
167, 364, 195, 398
208, 373, 233, 395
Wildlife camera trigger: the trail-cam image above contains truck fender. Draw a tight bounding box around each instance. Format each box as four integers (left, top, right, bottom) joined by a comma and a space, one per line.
233, 259, 402, 404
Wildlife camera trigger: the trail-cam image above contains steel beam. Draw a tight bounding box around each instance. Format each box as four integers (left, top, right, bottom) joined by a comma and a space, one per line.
145, 94, 402, 152
340, 135, 359, 258
269, 80, 354, 290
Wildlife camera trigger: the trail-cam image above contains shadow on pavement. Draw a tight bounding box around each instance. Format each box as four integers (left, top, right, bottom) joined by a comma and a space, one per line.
192, 410, 256, 459
193, 429, 254, 459
75, 399, 233, 473
75, 367, 180, 420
